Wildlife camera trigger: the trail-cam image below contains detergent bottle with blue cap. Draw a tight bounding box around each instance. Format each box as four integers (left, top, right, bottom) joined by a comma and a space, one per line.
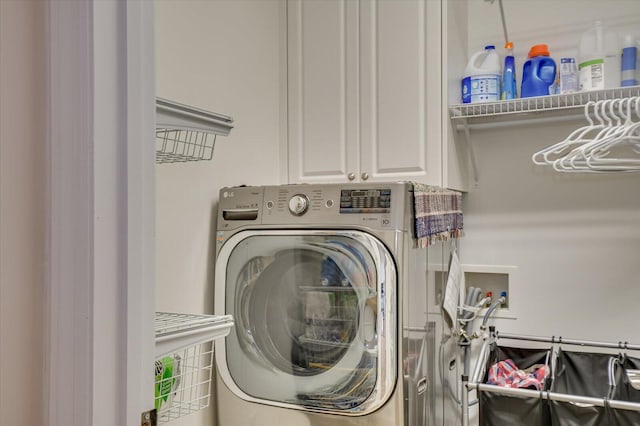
462, 45, 501, 104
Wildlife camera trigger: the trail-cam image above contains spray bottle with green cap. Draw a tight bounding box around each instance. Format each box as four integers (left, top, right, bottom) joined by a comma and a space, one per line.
501, 41, 516, 100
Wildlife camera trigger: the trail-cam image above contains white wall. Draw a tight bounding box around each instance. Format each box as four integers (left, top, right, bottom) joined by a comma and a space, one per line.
457, 1, 640, 423
155, 1, 285, 424
461, 0, 640, 346
0, 1, 46, 425
155, 0, 285, 312
462, 122, 640, 338
458, 121, 640, 425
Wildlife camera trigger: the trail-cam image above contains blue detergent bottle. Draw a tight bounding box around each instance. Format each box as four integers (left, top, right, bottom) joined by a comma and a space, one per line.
521, 44, 557, 98
621, 35, 638, 87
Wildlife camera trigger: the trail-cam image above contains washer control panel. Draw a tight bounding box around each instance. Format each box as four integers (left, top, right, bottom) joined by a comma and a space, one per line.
219, 183, 409, 231
339, 189, 391, 214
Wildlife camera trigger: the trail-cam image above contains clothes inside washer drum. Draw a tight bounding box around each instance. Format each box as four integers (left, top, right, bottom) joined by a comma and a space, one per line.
247, 248, 357, 376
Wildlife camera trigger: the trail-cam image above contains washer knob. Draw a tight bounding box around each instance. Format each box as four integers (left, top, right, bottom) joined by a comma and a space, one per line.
288, 194, 309, 215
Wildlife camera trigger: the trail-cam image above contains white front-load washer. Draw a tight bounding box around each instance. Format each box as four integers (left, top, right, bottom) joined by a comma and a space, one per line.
214, 183, 451, 426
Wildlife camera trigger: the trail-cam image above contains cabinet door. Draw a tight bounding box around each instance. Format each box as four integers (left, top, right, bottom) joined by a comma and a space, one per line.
287, 0, 359, 183
359, 0, 442, 185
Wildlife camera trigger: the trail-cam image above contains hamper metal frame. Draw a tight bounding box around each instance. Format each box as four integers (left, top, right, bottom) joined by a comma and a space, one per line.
464, 329, 640, 426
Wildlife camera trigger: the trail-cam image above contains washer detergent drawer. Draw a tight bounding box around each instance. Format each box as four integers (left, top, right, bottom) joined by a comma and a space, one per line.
214, 230, 397, 415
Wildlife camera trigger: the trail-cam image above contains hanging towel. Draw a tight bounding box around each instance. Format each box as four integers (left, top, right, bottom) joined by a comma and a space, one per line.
412, 182, 463, 247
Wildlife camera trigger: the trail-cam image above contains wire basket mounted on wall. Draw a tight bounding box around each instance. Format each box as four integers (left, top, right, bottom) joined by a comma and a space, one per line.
156, 98, 234, 164
154, 312, 234, 423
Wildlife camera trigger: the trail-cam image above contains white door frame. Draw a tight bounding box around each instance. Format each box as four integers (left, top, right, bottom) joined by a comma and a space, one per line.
45, 1, 155, 425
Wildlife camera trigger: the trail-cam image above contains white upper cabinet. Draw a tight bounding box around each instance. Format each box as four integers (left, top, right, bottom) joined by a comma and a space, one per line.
287, 0, 358, 183
287, 0, 443, 185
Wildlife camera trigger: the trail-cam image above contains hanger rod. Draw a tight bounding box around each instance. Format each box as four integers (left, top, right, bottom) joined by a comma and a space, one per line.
496, 332, 640, 351
469, 383, 640, 413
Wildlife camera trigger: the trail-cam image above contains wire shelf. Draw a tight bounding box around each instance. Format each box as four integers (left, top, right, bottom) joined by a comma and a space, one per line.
154, 312, 233, 424
155, 312, 233, 358
155, 342, 214, 423
155, 129, 217, 164
449, 86, 640, 125
155, 98, 233, 164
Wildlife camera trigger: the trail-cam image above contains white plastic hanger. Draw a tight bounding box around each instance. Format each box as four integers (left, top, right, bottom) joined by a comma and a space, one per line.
552, 99, 620, 172
587, 97, 640, 170
531, 101, 602, 165
532, 96, 640, 173
554, 99, 636, 172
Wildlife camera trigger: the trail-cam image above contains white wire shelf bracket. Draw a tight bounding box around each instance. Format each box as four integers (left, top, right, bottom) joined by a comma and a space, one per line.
449, 86, 640, 129
155, 98, 234, 164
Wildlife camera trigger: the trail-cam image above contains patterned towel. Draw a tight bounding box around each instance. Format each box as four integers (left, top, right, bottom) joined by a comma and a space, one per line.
413, 183, 463, 247
487, 359, 550, 391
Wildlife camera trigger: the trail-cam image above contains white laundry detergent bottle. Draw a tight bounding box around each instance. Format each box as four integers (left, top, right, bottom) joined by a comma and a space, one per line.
462, 45, 501, 104
578, 20, 621, 91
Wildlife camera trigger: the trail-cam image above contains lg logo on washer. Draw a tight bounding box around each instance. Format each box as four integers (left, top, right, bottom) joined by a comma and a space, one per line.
222, 191, 234, 198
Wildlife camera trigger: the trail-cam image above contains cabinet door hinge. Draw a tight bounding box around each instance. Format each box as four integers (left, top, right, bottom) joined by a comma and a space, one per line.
141, 409, 157, 426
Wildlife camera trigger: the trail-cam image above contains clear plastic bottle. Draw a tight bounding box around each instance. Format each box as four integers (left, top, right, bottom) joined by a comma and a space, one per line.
578, 21, 621, 90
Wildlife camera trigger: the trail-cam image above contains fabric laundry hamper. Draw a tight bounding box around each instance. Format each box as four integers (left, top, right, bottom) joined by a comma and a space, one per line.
615, 356, 640, 403
551, 350, 640, 426
611, 356, 640, 425
479, 344, 553, 426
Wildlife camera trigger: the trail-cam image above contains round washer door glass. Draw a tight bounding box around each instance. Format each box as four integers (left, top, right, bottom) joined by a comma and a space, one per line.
216, 230, 396, 414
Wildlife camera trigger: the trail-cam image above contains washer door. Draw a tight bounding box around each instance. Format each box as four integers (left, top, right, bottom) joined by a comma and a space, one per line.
215, 230, 397, 415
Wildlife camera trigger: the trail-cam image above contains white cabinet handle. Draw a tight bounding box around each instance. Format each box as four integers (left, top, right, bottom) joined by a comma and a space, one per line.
361, 172, 369, 181
348, 172, 356, 181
